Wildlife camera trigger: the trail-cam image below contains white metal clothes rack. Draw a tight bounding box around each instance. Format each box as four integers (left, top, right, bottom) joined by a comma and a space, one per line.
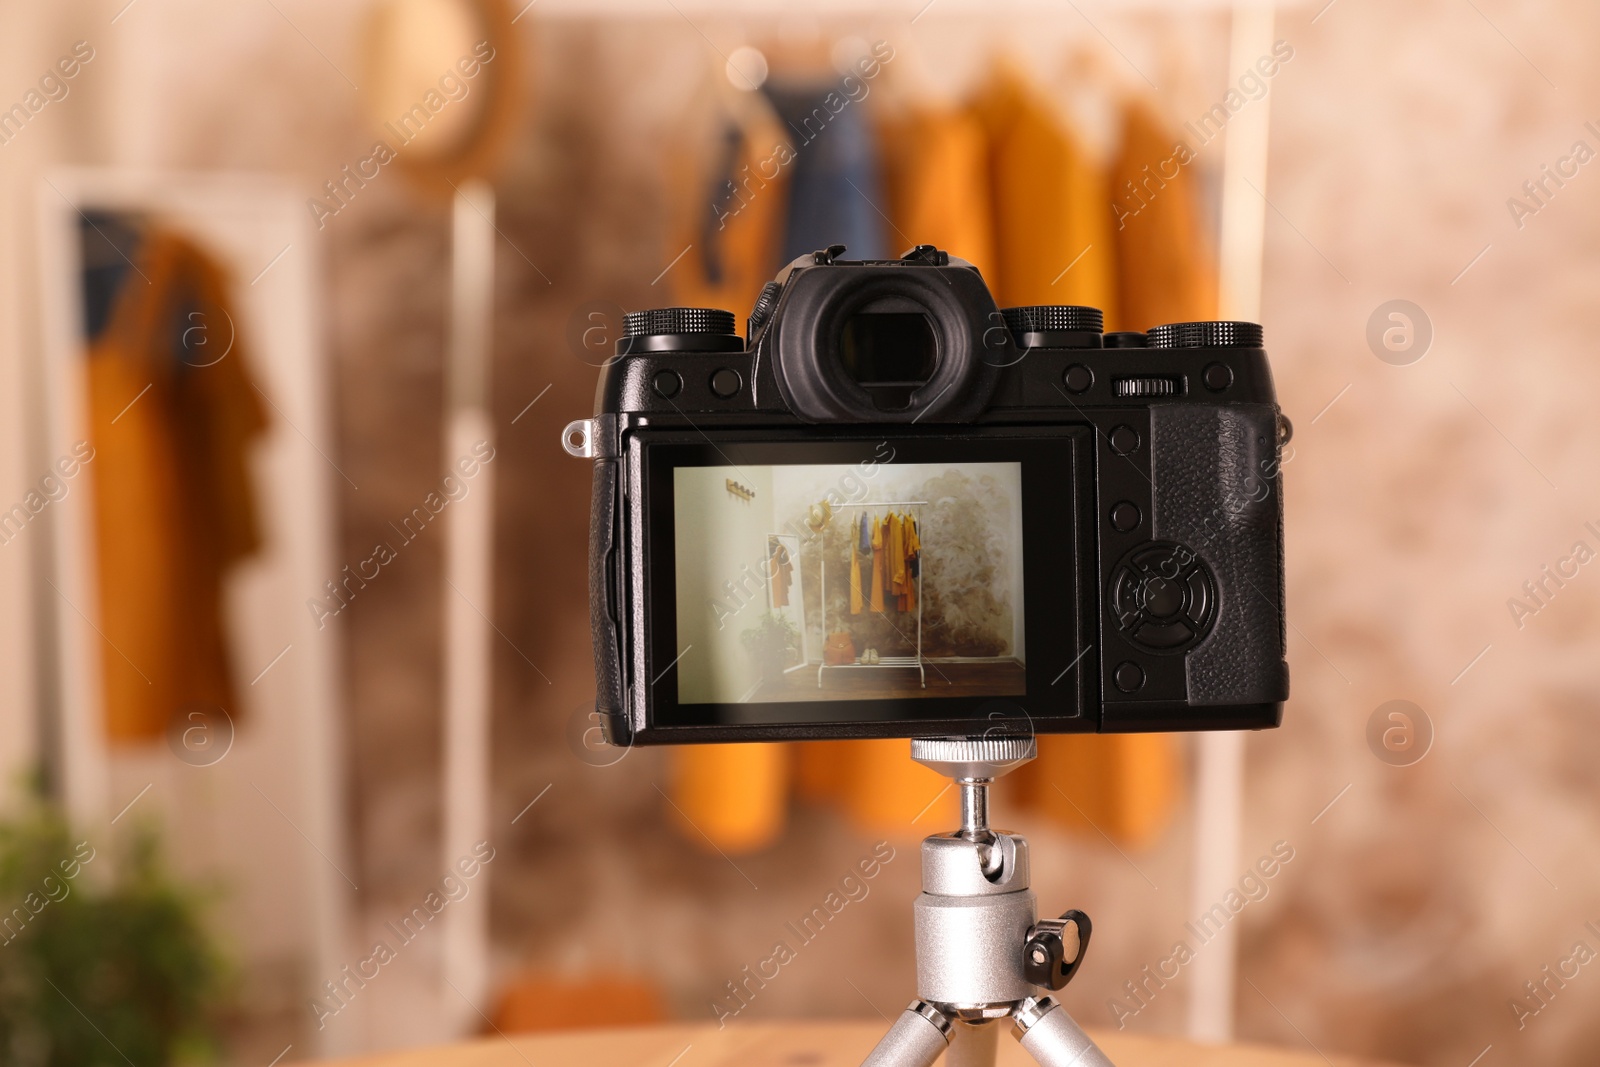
817, 501, 927, 689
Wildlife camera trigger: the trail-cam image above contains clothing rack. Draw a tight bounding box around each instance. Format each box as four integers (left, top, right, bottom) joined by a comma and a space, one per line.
817, 501, 927, 689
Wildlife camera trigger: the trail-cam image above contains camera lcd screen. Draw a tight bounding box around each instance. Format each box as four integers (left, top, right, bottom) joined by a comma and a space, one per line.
639, 432, 1094, 737
674, 460, 1026, 705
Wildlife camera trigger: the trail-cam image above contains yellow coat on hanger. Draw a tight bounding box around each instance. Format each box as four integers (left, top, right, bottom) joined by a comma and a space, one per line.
878, 105, 996, 274
1108, 98, 1217, 330
972, 67, 1117, 318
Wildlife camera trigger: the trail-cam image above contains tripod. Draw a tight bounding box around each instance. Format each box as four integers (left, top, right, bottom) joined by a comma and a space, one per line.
860, 737, 1115, 1067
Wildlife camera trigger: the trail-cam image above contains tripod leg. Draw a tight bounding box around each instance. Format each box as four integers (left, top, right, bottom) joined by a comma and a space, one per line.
1011, 997, 1116, 1067
946, 1020, 1000, 1067
860, 1001, 951, 1067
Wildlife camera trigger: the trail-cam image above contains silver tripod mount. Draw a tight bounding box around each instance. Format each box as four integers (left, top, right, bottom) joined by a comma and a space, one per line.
861, 736, 1115, 1067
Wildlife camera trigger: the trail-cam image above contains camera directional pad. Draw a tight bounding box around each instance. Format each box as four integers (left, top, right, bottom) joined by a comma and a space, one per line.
1110, 541, 1218, 653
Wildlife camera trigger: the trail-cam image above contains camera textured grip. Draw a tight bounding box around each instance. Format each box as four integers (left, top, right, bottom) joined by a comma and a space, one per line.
590, 461, 624, 718
1150, 403, 1288, 705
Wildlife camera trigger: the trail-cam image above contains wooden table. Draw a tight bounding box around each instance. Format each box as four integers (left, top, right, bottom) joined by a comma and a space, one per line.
311, 1021, 1406, 1067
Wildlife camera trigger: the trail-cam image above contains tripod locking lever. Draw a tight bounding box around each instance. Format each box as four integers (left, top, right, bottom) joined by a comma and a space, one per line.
1022, 910, 1093, 991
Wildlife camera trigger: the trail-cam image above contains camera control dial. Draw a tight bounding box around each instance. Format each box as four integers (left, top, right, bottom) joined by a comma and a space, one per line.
618, 307, 743, 354
1146, 320, 1263, 349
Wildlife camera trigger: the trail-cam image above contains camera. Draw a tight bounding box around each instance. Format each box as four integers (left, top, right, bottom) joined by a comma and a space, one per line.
564, 244, 1289, 745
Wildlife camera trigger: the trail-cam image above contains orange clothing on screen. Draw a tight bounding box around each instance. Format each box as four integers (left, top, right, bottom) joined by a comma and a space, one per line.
888, 512, 906, 607
850, 535, 864, 616
972, 68, 1117, 318
902, 514, 920, 613
870, 515, 886, 613
87, 228, 267, 744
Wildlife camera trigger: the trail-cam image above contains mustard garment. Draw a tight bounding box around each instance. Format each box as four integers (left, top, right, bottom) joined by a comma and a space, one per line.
850, 531, 864, 616
972, 67, 1117, 317
870, 515, 886, 613
902, 514, 920, 613
1108, 99, 1217, 330
668, 97, 790, 320
87, 228, 267, 744
670, 743, 791, 855
887, 512, 905, 607
877, 105, 996, 276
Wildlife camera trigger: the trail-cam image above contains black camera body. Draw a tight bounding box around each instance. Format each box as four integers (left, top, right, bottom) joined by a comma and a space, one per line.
570, 245, 1288, 746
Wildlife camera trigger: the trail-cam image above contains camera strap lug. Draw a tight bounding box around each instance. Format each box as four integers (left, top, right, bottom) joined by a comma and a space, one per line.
562, 418, 597, 458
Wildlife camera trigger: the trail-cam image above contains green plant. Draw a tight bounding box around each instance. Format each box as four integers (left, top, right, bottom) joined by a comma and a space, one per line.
740, 612, 801, 677
0, 803, 228, 1066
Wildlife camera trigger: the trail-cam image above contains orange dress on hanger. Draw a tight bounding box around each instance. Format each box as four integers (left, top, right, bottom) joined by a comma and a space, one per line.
972, 67, 1117, 319
878, 105, 996, 275
1108, 99, 1217, 330
86, 228, 267, 744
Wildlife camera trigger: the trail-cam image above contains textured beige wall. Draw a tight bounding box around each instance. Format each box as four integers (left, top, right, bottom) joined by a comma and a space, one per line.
4, 1, 1599, 1064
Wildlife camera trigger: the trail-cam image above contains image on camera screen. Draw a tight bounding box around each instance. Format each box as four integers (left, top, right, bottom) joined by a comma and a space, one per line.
672, 461, 1026, 705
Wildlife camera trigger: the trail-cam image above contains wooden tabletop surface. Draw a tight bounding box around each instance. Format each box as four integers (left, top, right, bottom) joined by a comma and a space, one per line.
309, 1020, 1406, 1067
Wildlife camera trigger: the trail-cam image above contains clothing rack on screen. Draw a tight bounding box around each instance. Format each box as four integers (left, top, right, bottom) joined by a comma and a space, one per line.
817, 501, 927, 689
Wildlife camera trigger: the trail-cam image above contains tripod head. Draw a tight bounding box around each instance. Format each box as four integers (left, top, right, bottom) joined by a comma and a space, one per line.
911, 735, 1033, 833
858, 736, 1113, 1067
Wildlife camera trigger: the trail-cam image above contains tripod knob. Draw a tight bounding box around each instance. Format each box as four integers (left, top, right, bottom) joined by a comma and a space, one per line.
1023, 910, 1092, 991
910, 736, 1036, 781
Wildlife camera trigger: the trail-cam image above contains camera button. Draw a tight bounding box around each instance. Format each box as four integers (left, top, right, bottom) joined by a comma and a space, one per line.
1063, 364, 1093, 393
1108, 425, 1140, 455
652, 370, 682, 399
1113, 662, 1145, 693
710, 368, 743, 398
1110, 501, 1141, 532
1203, 362, 1233, 391
1142, 576, 1184, 618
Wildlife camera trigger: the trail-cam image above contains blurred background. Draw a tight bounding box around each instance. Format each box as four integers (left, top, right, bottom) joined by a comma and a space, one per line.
0, 1, 1596, 1065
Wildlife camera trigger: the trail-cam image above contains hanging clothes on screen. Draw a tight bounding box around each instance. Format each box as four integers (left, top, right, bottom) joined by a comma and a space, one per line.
869, 514, 887, 613
84, 222, 268, 744
900, 513, 920, 613
851, 511, 871, 615
768, 540, 793, 608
